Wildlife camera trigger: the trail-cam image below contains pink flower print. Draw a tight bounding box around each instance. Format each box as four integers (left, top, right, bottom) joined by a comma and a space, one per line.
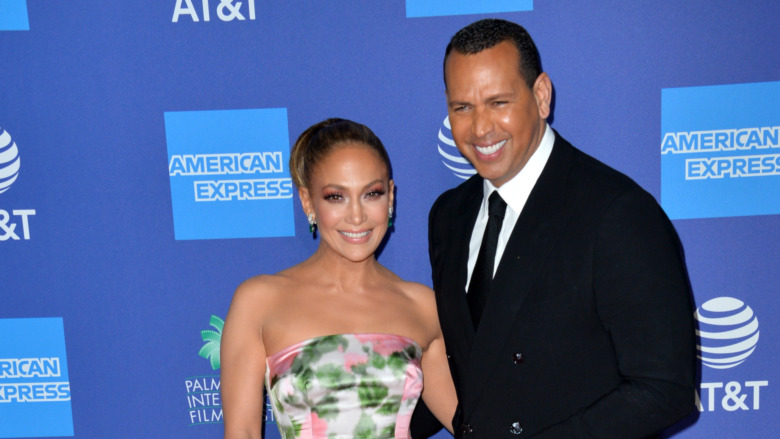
356, 334, 412, 356
344, 353, 369, 371
394, 411, 413, 439
354, 333, 379, 344
305, 411, 328, 437
276, 377, 297, 397
401, 363, 423, 402
268, 349, 299, 378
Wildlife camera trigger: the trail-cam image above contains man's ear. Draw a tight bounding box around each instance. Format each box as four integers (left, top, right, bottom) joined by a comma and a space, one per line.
533, 72, 552, 120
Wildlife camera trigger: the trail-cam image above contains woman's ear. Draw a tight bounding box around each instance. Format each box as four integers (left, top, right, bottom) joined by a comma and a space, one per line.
299, 187, 313, 217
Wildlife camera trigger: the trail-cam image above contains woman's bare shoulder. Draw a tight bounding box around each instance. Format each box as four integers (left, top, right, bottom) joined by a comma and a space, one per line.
230, 271, 296, 311
393, 276, 434, 300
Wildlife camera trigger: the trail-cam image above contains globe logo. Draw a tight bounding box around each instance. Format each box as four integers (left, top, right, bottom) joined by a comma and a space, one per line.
437, 116, 475, 180
0, 126, 21, 195
694, 297, 759, 369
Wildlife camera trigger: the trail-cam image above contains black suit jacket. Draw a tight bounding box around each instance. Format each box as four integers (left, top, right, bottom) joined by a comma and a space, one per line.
415, 134, 696, 438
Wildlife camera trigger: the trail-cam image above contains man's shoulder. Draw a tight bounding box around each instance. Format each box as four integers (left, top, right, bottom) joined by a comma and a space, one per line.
430, 173, 482, 214
555, 134, 649, 200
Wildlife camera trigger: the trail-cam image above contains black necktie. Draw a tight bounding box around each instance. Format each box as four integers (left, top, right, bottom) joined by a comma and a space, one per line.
467, 191, 507, 329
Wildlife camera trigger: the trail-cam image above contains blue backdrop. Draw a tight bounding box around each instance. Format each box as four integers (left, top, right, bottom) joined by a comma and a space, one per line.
1, 1, 779, 438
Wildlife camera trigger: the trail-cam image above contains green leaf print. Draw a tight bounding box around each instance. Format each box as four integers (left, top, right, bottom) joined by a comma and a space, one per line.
380, 424, 397, 438
357, 378, 389, 408
294, 366, 316, 393
369, 351, 386, 369
376, 398, 401, 415
280, 391, 306, 410
315, 363, 356, 390
350, 362, 368, 375
353, 413, 378, 438
294, 335, 348, 375
276, 414, 299, 439
386, 352, 407, 375
313, 394, 340, 420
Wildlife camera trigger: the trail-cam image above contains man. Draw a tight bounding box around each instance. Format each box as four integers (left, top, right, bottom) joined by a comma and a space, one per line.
412, 19, 696, 438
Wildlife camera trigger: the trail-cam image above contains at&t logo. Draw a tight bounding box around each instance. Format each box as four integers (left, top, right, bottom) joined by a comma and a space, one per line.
173, 0, 256, 22
437, 116, 475, 180
694, 297, 768, 412
0, 126, 35, 241
0, 126, 21, 194
0, 209, 35, 241
695, 296, 759, 369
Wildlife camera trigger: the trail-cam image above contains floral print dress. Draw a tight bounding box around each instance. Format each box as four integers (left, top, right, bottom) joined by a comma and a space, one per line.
265, 333, 423, 438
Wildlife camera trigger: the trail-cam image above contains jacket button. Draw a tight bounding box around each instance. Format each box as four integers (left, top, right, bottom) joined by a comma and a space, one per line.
512, 352, 524, 364
459, 423, 473, 435
509, 422, 523, 435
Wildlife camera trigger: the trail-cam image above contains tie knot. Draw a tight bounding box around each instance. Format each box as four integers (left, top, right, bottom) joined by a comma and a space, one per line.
488, 191, 507, 219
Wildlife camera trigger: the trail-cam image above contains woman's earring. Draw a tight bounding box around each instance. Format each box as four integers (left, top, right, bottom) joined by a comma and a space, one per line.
388, 206, 394, 228
307, 213, 317, 233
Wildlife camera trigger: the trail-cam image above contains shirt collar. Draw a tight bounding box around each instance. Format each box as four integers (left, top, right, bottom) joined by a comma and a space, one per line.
482, 124, 555, 214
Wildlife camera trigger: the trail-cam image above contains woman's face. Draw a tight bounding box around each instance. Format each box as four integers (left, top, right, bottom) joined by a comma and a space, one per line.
300, 143, 394, 263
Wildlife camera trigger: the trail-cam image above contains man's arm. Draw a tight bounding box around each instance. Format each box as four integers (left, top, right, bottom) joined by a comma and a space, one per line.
533, 187, 697, 438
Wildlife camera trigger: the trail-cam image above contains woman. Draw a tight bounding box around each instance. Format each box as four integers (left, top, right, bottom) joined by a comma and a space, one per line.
221, 118, 456, 438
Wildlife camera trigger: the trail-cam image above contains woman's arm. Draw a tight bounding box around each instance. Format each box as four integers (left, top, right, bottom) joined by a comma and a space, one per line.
221, 278, 268, 439
421, 332, 457, 434
416, 284, 457, 434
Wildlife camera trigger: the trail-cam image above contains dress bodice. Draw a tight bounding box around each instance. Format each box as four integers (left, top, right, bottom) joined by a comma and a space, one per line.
265, 333, 423, 439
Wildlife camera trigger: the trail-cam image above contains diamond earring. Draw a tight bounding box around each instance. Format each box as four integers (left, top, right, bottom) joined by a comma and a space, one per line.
307, 213, 317, 233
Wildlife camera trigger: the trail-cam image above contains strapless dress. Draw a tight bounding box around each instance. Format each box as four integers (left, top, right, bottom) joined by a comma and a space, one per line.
265, 333, 423, 438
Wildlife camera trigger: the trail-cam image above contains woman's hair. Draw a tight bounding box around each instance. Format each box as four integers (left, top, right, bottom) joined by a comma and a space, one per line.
289, 118, 392, 189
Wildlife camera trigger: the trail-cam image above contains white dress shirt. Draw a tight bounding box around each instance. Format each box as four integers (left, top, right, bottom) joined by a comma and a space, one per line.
465, 124, 555, 291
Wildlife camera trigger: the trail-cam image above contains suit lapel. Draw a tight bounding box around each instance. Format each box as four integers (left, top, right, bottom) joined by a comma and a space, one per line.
463, 137, 578, 414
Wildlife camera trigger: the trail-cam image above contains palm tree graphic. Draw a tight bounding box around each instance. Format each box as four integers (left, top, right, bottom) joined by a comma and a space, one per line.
198, 315, 224, 370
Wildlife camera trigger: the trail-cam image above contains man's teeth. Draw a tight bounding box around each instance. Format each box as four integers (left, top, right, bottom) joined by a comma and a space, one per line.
476, 139, 506, 155
341, 231, 370, 238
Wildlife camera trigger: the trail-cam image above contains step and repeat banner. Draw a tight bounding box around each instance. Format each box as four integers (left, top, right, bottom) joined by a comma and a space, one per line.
2, 1, 778, 438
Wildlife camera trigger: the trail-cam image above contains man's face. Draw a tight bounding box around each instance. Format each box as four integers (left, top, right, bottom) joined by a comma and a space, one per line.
445, 40, 551, 188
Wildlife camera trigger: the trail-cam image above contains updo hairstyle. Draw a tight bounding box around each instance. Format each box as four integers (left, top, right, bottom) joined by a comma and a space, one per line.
289, 118, 392, 190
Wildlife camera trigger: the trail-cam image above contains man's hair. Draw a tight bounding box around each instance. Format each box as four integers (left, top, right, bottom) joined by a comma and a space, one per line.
444, 18, 542, 89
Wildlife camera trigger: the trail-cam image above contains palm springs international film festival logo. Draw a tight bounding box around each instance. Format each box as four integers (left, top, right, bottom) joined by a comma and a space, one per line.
165, 108, 295, 240
185, 315, 275, 427
437, 116, 476, 180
